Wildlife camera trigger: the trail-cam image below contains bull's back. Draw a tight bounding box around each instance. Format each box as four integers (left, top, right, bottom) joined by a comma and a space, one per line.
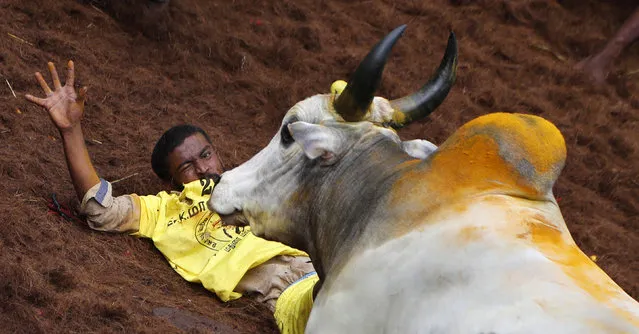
306, 198, 639, 334
388, 112, 567, 236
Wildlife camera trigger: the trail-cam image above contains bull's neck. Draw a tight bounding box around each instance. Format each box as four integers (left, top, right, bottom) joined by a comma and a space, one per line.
300, 136, 416, 281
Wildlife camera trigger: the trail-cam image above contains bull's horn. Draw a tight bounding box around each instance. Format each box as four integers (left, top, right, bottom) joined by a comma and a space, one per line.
388, 31, 458, 129
333, 24, 407, 122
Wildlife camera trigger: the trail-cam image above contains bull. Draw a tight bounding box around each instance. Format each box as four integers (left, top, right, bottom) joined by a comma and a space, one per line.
210, 25, 639, 333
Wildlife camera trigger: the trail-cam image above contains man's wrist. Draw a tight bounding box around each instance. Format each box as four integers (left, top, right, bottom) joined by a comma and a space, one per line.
58, 124, 83, 137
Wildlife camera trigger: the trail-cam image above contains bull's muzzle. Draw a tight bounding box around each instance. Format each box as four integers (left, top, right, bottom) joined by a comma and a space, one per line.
218, 211, 249, 227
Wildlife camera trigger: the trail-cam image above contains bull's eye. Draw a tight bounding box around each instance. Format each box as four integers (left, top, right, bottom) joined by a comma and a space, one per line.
281, 124, 294, 146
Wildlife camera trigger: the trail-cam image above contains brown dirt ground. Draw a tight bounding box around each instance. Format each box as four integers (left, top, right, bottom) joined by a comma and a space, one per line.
0, 0, 637, 332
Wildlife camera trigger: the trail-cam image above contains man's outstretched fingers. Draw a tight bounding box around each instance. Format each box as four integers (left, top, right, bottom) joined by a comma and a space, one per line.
24, 94, 47, 107
65, 60, 75, 87
35, 72, 52, 96
48, 62, 62, 90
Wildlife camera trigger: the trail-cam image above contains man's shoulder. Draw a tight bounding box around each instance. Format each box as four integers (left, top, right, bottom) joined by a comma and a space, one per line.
149, 179, 211, 200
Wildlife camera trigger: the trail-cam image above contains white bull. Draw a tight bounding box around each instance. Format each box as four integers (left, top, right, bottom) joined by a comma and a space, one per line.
210, 25, 639, 333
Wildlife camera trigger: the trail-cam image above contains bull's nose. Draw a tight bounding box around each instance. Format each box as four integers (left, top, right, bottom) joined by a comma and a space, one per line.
218, 211, 249, 227
207, 176, 237, 215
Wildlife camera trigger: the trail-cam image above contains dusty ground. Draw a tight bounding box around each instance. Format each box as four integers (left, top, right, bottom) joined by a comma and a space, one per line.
0, 0, 637, 332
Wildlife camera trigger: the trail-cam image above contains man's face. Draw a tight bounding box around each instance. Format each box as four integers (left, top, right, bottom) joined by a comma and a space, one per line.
166, 133, 223, 189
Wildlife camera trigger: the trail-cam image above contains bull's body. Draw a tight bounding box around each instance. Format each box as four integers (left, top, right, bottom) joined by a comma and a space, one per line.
298, 114, 639, 333
210, 25, 639, 333
312, 201, 637, 333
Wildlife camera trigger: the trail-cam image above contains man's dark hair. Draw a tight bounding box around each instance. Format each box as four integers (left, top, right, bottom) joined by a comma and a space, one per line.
151, 124, 212, 182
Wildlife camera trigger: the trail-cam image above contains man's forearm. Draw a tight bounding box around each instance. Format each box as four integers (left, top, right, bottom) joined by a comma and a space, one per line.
60, 125, 101, 201
60, 124, 140, 233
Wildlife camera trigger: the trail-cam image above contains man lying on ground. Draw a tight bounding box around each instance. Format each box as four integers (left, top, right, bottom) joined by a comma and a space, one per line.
25, 60, 317, 334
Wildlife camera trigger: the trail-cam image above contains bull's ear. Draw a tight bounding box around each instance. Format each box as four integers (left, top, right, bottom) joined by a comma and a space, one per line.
288, 121, 342, 161
401, 139, 438, 160
375, 126, 438, 160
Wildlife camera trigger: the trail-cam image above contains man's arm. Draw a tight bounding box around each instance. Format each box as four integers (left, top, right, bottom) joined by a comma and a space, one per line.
26, 61, 139, 232
25, 61, 99, 200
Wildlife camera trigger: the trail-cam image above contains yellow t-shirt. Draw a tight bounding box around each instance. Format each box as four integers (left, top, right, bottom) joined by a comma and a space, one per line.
131, 179, 308, 302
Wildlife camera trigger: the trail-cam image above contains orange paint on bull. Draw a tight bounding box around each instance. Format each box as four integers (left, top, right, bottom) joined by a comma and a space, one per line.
527, 218, 639, 327
386, 112, 638, 326
389, 113, 567, 231
430, 112, 566, 198
457, 225, 487, 242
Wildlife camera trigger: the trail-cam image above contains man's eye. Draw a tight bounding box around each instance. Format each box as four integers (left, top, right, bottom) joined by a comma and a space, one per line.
202, 151, 211, 159
180, 164, 193, 173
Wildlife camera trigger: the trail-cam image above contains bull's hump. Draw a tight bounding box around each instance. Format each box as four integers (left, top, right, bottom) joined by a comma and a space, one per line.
387, 113, 566, 231
431, 112, 566, 200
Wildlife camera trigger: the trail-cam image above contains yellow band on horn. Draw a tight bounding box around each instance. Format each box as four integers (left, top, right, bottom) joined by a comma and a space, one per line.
330, 80, 347, 95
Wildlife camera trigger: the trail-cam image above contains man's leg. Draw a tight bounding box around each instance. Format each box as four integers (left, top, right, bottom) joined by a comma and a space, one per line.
575, 7, 639, 84
274, 273, 320, 334
235, 255, 318, 333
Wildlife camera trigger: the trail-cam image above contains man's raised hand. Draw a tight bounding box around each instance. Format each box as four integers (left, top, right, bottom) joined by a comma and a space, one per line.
25, 60, 88, 133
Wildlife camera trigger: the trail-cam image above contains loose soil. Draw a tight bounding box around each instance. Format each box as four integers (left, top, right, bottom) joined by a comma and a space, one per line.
0, 0, 637, 332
